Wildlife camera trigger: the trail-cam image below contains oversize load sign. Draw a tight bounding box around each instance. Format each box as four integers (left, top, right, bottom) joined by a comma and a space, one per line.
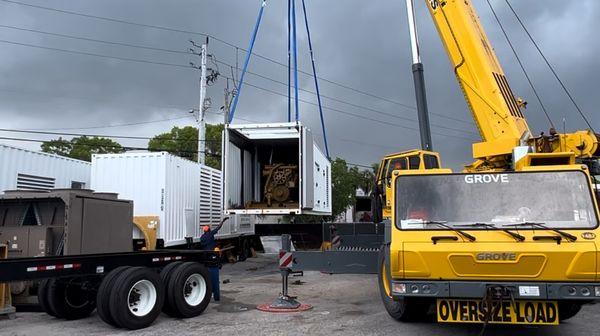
436, 299, 559, 325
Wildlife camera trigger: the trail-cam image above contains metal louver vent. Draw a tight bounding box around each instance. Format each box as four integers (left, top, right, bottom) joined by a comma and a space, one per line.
493, 72, 523, 118
199, 167, 222, 229
16, 173, 55, 191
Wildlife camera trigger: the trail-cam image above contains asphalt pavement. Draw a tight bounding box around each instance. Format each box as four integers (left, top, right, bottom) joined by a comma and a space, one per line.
0, 254, 598, 336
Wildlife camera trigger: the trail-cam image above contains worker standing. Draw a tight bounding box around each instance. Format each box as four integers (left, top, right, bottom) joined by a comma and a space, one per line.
200, 217, 228, 301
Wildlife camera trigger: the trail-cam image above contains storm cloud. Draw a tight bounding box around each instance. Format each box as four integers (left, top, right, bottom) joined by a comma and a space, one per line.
0, 0, 597, 170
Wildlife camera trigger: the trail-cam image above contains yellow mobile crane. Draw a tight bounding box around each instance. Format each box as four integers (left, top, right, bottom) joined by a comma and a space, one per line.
375, 0, 600, 326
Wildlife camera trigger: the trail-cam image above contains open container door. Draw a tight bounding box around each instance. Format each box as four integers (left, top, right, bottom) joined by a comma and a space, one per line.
223, 122, 330, 216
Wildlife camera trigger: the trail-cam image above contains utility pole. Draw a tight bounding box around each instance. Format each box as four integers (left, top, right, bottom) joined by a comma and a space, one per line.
223, 79, 232, 125
406, 0, 433, 151
190, 39, 209, 165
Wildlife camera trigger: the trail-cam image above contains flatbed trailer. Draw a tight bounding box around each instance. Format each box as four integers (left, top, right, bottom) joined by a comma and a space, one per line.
0, 249, 219, 330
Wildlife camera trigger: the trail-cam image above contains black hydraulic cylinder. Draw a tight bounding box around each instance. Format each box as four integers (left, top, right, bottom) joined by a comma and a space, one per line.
412, 62, 433, 151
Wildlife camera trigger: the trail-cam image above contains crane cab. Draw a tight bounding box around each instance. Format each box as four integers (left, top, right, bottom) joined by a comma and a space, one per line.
374, 150, 446, 220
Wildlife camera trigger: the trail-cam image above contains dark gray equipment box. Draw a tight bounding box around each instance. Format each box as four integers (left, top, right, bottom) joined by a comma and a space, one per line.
0, 189, 133, 257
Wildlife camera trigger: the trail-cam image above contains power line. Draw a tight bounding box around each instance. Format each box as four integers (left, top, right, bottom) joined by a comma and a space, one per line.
0, 38, 476, 140
504, 0, 594, 132
0, 22, 475, 129
0, 39, 192, 69
0, 136, 221, 158
0, 0, 473, 124
486, 0, 555, 130
220, 58, 476, 130
0, 24, 190, 55
27, 116, 193, 131
0, 128, 220, 142
231, 76, 478, 141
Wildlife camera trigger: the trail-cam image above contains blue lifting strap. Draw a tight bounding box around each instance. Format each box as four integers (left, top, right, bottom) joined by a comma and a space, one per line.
301, 0, 330, 159
228, 0, 267, 124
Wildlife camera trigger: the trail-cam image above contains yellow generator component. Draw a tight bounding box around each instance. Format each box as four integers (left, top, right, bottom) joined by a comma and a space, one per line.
133, 216, 159, 251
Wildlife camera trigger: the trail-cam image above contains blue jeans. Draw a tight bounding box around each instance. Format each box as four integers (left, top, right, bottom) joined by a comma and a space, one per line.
208, 266, 220, 301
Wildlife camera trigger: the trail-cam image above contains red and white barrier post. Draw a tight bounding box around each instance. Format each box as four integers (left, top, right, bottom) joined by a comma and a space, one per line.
257, 234, 312, 312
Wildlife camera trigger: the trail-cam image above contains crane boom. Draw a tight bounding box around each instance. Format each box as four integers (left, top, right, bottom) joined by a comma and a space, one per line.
425, 0, 598, 169
426, 0, 529, 158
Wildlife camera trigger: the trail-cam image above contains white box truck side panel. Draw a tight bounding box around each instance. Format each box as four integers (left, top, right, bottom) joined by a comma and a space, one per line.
0, 144, 90, 193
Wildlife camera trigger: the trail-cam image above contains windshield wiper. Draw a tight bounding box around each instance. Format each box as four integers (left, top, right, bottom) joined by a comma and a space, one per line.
454, 223, 525, 242
502, 222, 577, 242
423, 221, 476, 242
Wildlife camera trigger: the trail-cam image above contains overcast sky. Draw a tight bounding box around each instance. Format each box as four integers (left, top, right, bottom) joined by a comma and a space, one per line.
0, 0, 598, 170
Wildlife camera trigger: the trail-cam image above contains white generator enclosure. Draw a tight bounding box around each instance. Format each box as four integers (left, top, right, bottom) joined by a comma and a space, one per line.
0, 144, 90, 193
91, 152, 200, 247
223, 122, 331, 216
199, 165, 255, 239
91, 152, 254, 247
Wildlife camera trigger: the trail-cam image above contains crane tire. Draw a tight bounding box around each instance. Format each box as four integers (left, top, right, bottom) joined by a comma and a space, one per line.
558, 302, 582, 321
378, 244, 430, 322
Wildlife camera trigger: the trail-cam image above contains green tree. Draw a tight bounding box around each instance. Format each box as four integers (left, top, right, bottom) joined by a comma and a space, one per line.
148, 124, 223, 170
41, 136, 124, 162
286, 158, 379, 223
205, 124, 224, 170
331, 158, 363, 218
41, 137, 71, 157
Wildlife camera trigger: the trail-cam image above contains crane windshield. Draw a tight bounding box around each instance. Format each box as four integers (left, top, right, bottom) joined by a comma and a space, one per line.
395, 171, 598, 230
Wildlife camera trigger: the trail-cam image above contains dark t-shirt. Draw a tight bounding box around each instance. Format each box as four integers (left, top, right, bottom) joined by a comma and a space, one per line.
200, 230, 218, 250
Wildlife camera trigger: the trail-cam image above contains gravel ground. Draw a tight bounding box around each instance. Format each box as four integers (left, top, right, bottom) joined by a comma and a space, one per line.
0, 254, 598, 336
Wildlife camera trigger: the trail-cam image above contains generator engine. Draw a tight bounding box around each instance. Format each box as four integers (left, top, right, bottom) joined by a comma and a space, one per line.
263, 164, 298, 206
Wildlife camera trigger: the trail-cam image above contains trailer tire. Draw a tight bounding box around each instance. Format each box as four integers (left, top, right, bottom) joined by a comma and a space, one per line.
378, 244, 429, 322
238, 239, 250, 262
47, 277, 96, 320
558, 302, 582, 321
37, 279, 57, 317
96, 266, 130, 327
159, 261, 183, 315
109, 267, 164, 330
164, 262, 212, 318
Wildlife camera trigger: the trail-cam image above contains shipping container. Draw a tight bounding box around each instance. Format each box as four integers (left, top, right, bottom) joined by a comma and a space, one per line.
91, 152, 254, 247
0, 144, 90, 193
223, 122, 331, 216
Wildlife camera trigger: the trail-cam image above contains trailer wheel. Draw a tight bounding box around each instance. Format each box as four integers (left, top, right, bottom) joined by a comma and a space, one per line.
159, 261, 183, 315
96, 266, 130, 327
37, 279, 57, 317
238, 239, 250, 261
378, 244, 429, 322
558, 302, 582, 321
47, 277, 97, 320
164, 262, 212, 318
109, 267, 164, 330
